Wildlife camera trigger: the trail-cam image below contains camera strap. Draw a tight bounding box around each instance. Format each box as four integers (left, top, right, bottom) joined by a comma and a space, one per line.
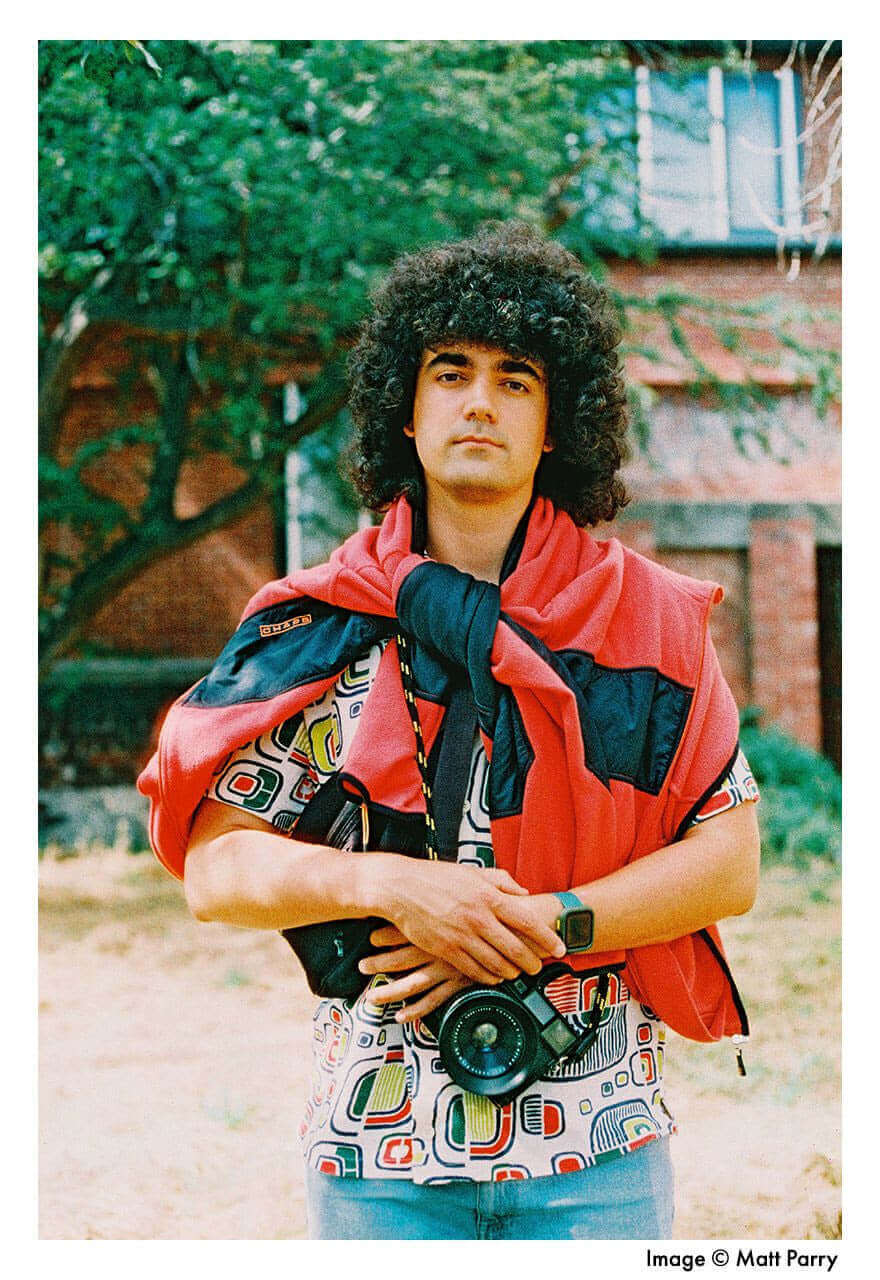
396, 628, 478, 862
397, 629, 616, 1053
565, 970, 612, 1061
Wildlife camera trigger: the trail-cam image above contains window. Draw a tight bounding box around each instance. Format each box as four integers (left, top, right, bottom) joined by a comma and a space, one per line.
634, 65, 803, 246
282, 381, 368, 572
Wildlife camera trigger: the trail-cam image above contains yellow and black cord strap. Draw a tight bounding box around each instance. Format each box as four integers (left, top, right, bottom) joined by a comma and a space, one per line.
396, 629, 439, 861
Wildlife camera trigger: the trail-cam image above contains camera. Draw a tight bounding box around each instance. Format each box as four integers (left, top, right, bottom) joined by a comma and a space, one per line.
279, 779, 616, 1104
422, 963, 614, 1105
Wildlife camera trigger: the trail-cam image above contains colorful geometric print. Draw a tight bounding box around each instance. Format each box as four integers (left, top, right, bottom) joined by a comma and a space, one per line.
519, 1095, 565, 1138
310, 1141, 363, 1178
213, 760, 283, 813
693, 748, 759, 822
544, 1005, 628, 1080
491, 1163, 531, 1181
208, 642, 756, 1185
590, 1099, 662, 1154
551, 1150, 589, 1175
376, 1134, 428, 1171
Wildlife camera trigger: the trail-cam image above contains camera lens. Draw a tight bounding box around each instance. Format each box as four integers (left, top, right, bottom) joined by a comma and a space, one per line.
435, 986, 543, 1099
451, 1004, 525, 1078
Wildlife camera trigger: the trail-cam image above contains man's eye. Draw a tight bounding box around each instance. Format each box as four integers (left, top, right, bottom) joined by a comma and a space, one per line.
437, 371, 463, 382
505, 380, 528, 392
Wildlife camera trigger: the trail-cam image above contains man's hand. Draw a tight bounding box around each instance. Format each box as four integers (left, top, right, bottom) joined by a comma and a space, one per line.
359, 925, 472, 1021
360, 889, 565, 1021
366, 861, 566, 984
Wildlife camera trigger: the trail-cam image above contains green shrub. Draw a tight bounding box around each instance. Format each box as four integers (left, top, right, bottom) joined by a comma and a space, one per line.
739, 708, 841, 868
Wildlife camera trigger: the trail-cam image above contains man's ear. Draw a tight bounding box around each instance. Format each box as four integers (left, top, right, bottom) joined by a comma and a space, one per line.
403, 422, 415, 438
542, 434, 554, 453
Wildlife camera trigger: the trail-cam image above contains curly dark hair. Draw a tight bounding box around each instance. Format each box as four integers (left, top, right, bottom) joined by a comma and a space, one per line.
346, 221, 630, 527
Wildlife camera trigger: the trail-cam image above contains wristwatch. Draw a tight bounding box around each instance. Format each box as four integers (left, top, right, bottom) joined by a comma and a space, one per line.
554, 891, 594, 954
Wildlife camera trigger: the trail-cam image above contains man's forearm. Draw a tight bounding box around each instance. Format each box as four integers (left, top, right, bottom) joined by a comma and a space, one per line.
183, 797, 758, 982
526, 801, 761, 953
184, 820, 395, 930
183, 799, 564, 981
362, 802, 761, 1019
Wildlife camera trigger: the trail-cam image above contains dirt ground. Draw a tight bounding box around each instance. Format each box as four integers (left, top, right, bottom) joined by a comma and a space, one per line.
38, 847, 841, 1240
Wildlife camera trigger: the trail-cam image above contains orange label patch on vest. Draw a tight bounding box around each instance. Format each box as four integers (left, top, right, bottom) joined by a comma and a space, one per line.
259, 614, 312, 637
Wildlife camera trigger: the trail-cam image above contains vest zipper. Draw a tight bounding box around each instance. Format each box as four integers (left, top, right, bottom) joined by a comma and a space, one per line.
698, 927, 750, 1075
732, 1034, 749, 1077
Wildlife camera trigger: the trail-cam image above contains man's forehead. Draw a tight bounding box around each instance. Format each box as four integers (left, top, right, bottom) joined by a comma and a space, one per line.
419, 341, 545, 376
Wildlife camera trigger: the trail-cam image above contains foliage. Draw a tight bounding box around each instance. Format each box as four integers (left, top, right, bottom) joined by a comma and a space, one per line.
38, 39, 841, 671
40, 660, 190, 788
739, 708, 841, 868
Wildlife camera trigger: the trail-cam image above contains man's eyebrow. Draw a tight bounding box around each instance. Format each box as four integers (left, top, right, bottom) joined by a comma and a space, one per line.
421, 350, 545, 382
422, 350, 472, 370
496, 357, 544, 383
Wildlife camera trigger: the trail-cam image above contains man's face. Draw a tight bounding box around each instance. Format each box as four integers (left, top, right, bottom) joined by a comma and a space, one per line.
407, 341, 551, 507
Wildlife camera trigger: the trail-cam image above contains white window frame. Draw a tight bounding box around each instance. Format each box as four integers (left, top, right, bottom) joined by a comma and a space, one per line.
776, 65, 802, 239
707, 66, 731, 241
636, 63, 803, 244
282, 380, 372, 572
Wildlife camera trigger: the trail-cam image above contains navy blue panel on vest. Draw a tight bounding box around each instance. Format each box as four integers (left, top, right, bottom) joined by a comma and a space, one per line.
501, 615, 610, 788
488, 687, 535, 819
408, 638, 457, 705
396, 561, 500, 731
185, 599, 393, 708
557, 650, 693, 795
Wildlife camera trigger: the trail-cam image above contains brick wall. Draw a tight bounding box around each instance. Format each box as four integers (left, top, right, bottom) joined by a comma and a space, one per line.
748, 516, 823, 748
610, 253, 840, 392
51, 327, 288, 657
86, 455, 278, 657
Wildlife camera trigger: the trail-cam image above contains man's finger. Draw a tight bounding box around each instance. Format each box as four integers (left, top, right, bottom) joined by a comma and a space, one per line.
481, 868, 528, 894
476, 918, 549, 976
456, 931, 534, 981
447, 946, 508, 985
369, 924, 408, 947
367, 964, 449, 1005
396, 977, 471, 1023
496, 899, 567, 959
359, 944, 429, 975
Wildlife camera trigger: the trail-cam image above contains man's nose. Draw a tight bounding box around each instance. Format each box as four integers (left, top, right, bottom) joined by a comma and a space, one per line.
462, 377, 498, 423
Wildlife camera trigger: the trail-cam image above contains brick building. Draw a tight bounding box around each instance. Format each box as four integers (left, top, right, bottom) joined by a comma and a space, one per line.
41, 42, 841, 797
606, 252, 841, 763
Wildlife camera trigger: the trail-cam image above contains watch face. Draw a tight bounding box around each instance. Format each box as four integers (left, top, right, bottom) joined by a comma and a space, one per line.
563, 909, 593, 952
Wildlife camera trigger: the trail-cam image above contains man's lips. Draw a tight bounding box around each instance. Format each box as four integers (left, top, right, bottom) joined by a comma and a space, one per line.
453, 435, 504, 447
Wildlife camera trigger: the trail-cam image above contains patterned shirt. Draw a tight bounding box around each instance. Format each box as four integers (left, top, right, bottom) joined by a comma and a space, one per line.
207, 641, 758, 1183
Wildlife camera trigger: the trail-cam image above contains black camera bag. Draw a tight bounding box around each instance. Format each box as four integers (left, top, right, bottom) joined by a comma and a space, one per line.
281, 645, 478, 1001
279, 774, 426, 1000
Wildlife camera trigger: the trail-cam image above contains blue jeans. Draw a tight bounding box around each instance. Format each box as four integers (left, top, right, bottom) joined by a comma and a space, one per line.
305, 1136, 674, 1240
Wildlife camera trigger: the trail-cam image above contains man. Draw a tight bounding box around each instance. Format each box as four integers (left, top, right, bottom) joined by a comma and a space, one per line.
139, 223, 760, 1240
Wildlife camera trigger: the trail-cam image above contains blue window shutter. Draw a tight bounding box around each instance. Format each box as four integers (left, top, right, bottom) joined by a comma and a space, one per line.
581, 78, 639, 236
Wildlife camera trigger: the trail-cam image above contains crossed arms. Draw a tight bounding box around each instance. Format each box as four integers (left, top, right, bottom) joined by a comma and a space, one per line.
183, 795, 760, 1021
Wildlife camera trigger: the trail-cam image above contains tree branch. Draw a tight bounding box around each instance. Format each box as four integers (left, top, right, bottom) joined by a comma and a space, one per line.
38, 269, 113, 457
141, 338, 195, 523
39, 474, 266, 676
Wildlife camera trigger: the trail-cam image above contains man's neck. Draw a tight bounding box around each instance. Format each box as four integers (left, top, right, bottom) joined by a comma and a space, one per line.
423, 486, 533, 584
